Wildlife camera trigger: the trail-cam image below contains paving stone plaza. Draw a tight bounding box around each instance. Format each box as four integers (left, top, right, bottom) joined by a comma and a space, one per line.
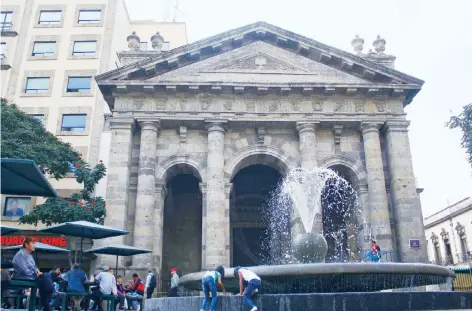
96, 22, 428, 279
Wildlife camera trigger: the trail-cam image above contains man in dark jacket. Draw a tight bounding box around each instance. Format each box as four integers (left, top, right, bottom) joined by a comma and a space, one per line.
49, 265, 65, 310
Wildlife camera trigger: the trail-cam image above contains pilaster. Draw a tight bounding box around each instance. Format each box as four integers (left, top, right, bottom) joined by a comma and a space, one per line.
383, 120, 428, 262
361, 122, 393, 250
132, 119, 160, 269
102, 117, 135, 267
151, 181, 167, 273
204, 120, 228, 269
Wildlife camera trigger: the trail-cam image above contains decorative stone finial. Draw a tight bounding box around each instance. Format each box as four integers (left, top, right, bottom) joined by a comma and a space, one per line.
373, 35, 386, 54
151, 32, 165, 52
351, 35, 364, 54
127, 31, 140, 51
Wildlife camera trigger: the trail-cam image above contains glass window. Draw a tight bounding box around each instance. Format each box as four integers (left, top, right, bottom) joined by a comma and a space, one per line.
61, 114, 86, 132
0, 11, 13, 32
78, 10, 101, 24
38, 10, 61, 25
25, 77, 50, 93
72, 41, 97, 56
32, 41, 56, 56
139, 42, 148, 50
66, 77, 92, 93
4, 197, 30, 217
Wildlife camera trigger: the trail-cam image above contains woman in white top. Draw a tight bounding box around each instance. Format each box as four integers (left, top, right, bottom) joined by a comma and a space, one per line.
233, 267, 261, 311
200, 265, 226, 311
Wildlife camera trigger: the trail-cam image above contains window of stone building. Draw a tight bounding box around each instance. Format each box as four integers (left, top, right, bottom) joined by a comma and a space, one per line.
32, 41, 56, 56
30, 114, 45, 126
61, 114, 86, 132
77, 10, 101, 24
3, 197, 31, 217
431, 233, 441, 264
72, 41, 96, 56
38, 10, 62, 25
0, 11, 13, 32
66, 77, 92, 93
455, 222, 469, 262
25, 77, 50, 93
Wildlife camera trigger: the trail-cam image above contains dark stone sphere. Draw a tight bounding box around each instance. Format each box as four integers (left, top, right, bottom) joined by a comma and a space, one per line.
292, 232, 328, 263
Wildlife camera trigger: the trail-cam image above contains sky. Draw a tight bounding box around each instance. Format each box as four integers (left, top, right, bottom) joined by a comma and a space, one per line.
125, 0, 472, 217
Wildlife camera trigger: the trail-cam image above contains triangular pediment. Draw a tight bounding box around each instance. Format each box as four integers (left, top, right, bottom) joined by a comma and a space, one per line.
145, 41, 373, 85
209, 52, 307, 72
96, 21, 424, 108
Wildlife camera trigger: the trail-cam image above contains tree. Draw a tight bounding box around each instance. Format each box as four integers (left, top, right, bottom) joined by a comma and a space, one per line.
1, 98, 79, 179
19, 156, 107, 226
447, 104, 472, 166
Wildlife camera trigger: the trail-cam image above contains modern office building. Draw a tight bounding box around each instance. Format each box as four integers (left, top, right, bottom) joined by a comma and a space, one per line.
0, 0, 187, 270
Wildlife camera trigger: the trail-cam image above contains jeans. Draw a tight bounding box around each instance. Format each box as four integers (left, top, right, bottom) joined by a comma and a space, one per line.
146, 287, 154, 299
243, 279, 261, 309
169, 287, 178, 297
366, 253, 380, 262
200, 277, 218, 310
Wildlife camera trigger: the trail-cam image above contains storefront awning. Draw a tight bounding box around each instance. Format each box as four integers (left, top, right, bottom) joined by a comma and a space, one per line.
1, 158, 58, 197
2, 242, 70, 253
0, 225, 21, 236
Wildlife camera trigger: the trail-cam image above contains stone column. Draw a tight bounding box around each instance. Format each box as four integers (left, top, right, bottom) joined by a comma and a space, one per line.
152, 181, 167, 281
357, 184, 371, 251
102, 117, 135, 268
132, 120, 160, 270
199, 183, 208, 268
361, 122, 393, 250
292, 122, 320, 239
383, 120, 428, 263
204, 121, 229, 268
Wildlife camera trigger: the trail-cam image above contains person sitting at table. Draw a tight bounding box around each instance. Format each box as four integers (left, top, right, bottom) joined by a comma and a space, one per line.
125, 274, 144, 311
66, 263, 87, 311
48, 265, 66, 311
115, 275, 126, 310
94, 266, 117, 311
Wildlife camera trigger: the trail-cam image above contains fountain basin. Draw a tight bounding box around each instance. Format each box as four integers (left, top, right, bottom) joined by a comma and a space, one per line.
146, 292, 472, 311
179, 263, 454, 293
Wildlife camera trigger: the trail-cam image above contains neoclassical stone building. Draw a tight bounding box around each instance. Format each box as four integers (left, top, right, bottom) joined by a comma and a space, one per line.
96, 22, 428, 280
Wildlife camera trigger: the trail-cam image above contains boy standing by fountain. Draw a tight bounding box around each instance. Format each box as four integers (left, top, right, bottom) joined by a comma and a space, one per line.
233, 267, 261, 311
370, 239, 382, 262
200, 265, 226, 311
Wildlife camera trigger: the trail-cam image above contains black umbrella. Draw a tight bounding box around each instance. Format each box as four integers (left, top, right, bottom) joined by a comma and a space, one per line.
38, 221, 128, 263
1, 158, 58, 197
85, 244, 151, 275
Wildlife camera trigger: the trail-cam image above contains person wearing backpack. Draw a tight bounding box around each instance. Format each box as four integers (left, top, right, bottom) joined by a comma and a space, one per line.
200, 265, 226, 311
145, 269, 157, 299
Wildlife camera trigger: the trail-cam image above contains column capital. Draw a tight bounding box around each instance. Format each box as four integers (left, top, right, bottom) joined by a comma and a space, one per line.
199, 183, 208, 194
155, 181, 167, 197
383, 120, 410, 134
296, 121, 319, 134
205, 119, 227, 133
109, 117, 136, 131
360, 122, 381, 135
137, 118, 160, 132
357, 183, 369, 193
224, 183, 233, 196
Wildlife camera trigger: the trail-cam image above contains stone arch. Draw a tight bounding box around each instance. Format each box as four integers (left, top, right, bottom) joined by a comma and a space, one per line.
156, 155, 206, 184
224, 145, 297, 182
318, 155, 368, 190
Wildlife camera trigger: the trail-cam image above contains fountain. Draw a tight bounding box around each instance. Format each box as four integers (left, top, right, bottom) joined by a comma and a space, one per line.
146, 168, 471, 311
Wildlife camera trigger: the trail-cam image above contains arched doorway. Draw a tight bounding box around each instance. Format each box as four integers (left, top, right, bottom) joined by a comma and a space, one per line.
230, 164, 283, 266
321, 164, 361, 262
161, 164, 202, 291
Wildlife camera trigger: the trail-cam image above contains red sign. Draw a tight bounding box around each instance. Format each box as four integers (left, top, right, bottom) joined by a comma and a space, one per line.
1, 235, 68, 247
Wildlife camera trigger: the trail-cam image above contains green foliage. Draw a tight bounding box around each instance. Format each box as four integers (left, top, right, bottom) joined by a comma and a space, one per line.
19, 157, 107, 226
0, 98, 79, 179
447, 104, 472, 166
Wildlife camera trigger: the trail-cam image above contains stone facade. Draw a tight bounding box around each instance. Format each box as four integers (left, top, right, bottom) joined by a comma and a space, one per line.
96, 22, 428, 276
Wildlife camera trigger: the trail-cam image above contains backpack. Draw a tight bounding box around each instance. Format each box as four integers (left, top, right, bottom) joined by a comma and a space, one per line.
136, 282, 145, 295
150, 274, 157, 288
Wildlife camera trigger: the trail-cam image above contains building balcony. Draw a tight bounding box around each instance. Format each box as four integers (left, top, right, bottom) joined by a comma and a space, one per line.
0, 22, 18, 37
1, 54, 11, 70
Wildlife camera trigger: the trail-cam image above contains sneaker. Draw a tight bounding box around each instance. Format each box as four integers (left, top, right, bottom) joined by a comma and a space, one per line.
250, 307, 258, 311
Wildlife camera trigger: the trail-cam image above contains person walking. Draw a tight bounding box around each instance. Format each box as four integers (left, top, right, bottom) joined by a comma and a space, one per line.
200, 265, 226, 311
144, 269, 157, 299
169, 268, 179, 297
234, 267, 261, 311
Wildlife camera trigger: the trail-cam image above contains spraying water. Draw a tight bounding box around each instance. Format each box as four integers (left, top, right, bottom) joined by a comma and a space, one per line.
262, 167, 365, 263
